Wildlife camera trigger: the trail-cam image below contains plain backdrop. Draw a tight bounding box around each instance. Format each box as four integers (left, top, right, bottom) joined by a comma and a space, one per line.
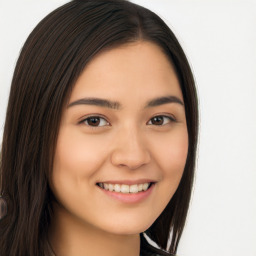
0, 0, 256, 255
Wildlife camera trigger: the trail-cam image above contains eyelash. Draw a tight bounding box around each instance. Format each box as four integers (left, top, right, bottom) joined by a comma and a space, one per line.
79, 115, 110, 128
147, 115, 176, 126
79, 114, 176, 128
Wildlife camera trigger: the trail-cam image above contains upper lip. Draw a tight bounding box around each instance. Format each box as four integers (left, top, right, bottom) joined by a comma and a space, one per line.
97, 179, 156, 185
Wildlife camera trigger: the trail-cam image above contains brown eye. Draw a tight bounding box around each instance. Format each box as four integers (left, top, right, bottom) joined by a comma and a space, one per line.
151, 116, 164, 125
148, 115, 175, 126
83, 116, 109, 127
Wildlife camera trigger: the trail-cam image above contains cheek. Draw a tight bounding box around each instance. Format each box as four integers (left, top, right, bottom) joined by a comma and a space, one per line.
154, 128, 188, 174
164, 136, 188, 176
150, 128, 188, 195
50, 127, 112, 211
53, 128, 109, 180
142, 128, 188, 223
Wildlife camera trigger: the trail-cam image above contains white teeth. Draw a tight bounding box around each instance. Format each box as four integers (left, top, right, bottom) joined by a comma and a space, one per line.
121, 184, 130, 193
98, 182, 152, 193
142, 183, 149, 191
129, 184, 139, 193
114, 184, 121, 192
108, 184, 114, 191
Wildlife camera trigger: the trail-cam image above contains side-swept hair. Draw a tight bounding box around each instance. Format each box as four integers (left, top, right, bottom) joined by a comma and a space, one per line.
0, 0, 198, 255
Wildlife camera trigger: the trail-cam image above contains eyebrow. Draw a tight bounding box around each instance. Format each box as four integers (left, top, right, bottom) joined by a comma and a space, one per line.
68, 98, 121, 109
146, 96, 184, 107
67, 95, 184, 109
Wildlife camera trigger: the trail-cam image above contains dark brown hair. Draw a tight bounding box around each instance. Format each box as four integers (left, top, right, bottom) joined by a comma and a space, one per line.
0, 0, 198, 255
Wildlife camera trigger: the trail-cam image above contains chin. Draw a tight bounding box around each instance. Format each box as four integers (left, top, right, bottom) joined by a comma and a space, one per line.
99, 218, 155, 236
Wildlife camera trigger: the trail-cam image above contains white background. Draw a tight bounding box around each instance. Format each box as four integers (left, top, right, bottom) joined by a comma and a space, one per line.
0, 0, 256, 255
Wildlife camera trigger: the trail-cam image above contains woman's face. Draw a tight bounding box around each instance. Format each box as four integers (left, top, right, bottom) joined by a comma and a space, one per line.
51, 41, 188, 235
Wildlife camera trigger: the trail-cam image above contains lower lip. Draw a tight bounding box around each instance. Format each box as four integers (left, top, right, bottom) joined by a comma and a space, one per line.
98, 183, 155, 204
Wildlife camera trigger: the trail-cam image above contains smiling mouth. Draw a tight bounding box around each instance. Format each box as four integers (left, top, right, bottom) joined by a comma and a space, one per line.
96, 182, 154, 194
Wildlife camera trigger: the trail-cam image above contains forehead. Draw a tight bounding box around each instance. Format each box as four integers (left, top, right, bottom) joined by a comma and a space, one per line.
69, 41, 183, 104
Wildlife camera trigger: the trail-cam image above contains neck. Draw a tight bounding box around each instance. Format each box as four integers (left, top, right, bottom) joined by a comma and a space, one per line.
48, 204, 141, 256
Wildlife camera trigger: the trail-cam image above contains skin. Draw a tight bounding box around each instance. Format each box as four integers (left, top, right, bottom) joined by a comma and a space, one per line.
49, 41, 188, 256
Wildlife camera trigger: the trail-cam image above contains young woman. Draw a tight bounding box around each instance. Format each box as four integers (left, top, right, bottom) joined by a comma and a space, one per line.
0, 0, 198, 255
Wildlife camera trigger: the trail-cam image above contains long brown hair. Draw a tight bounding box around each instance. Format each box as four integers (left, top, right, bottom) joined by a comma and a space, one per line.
0, 0, 198, 255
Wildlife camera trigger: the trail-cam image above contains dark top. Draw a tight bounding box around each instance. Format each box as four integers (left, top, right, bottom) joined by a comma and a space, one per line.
47, 234, 175, 256
140, 235, 175, 256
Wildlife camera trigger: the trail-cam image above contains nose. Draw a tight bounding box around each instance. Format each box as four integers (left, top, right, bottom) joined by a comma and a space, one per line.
110, 127, 151, 170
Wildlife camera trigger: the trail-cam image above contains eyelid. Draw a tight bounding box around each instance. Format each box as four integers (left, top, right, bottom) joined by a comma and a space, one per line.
77, 113, 176, 128
78, 114, 110, 127
147, 114, 177, 125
